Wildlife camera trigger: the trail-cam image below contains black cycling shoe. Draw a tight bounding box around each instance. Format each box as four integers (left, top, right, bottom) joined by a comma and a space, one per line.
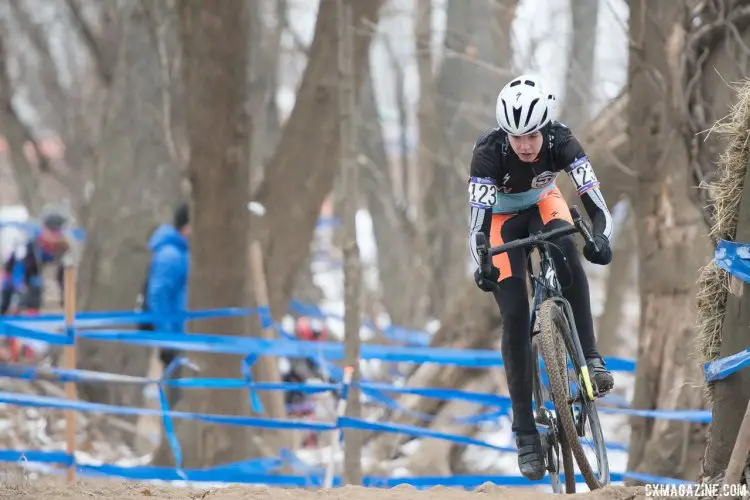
516, 433, 546, 481
587, 356, 614, 395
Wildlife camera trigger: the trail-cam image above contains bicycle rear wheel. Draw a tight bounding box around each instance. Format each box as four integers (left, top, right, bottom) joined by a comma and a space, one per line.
537, 299, 609, 490
532, 334, 576, 494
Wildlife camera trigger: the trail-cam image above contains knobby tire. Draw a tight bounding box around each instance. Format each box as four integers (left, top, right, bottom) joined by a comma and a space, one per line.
532, 336, 576, 494
537, 299, 607, 490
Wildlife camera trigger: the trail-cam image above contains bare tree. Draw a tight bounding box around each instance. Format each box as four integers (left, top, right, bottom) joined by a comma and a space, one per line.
75, 2, 182, 419
365, 0, 520, 472
337, 0, 363, 485
250, 0, 384, 323
625, 0, 710, 481
596, 203, 637, 358
426, 0, 517, 316
153, 0, 252, 468
559, 0, 599, 130
362, 0, 434, 329
248, 0, 284, 191
0, 31, 45, 215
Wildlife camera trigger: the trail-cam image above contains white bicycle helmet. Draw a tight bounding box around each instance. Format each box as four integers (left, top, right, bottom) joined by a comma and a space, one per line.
495, 74, 556, 136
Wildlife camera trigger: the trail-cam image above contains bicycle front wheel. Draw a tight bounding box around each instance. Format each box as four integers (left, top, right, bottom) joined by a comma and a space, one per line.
537, 299, 609, 490
532, 334, 576, 493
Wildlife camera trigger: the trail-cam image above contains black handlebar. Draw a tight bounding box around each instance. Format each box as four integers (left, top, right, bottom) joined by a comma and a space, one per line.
475, 205, 597, 270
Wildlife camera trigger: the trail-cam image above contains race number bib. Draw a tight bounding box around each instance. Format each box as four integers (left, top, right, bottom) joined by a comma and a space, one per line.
566, 156, 600, 195
468, 177, 498, 209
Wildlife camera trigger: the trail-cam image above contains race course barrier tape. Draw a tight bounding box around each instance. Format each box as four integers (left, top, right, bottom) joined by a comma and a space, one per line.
0, 362, 709, 427
0, 318, 639, 371
714, 239, 750, 284
0, 363, 515, 408
0, 446, 639, 487
0, 385, 706, 449
0, 448, 701, 488
704, 348, 750, 383
4, 304, 745, 381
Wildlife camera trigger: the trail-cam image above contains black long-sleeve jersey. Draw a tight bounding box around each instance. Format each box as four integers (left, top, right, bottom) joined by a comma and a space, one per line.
467, 121, 613, 267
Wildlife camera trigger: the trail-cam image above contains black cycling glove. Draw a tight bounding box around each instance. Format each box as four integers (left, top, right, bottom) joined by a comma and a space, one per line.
474, 265, 501, 292
583, 234, 613, 265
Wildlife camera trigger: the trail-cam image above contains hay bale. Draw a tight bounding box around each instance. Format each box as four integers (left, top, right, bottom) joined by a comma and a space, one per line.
695, 80, 750, 400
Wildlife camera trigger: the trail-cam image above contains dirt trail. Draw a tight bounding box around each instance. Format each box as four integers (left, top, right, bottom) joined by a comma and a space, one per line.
0, 477, 650, 500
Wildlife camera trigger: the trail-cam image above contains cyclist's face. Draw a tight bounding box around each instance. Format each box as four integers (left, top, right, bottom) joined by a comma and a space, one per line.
508, 131, 543, 162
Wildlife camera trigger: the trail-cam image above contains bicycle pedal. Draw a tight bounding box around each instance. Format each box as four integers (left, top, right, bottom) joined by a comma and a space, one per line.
594, 387, 611, 399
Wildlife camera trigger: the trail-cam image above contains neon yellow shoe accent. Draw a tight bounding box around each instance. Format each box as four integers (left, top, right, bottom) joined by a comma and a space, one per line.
579, 365, 595, 401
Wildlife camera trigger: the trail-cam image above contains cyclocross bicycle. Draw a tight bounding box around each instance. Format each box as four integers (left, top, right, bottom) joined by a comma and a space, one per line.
475, 206, 609, 493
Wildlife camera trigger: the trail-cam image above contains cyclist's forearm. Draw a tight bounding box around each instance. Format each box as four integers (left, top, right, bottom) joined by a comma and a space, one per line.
564, 156, 612, 239
580, 188, 613, 239
468, 205, 493, 267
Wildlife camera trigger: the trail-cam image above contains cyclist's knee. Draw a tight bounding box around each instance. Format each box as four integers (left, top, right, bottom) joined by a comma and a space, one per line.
541, 221, 583, 287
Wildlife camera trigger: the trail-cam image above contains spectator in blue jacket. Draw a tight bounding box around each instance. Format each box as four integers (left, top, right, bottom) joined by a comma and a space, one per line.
141, 203, 191, 375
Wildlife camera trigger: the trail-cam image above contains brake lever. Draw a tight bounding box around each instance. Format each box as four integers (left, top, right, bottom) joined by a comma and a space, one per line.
569, 206, 598, 252
475, 232, 491, 276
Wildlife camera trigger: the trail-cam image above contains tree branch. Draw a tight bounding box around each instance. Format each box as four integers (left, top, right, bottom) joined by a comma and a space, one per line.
140, 0, 183, 170
64, 0, 118, 85
8, 0, 67, 106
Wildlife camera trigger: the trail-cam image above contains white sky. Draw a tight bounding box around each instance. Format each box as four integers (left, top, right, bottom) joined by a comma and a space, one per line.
279, 0, 630, 148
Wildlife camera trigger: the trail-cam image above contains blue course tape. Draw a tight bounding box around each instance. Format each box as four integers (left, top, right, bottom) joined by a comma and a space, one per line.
597, 406, 711, 424
159, 357, 185, 471
714, 239, 750, 284
7, 447, 700, 489
360, 386, 512, 425
0, 307, 256, 326
3, 320, 636, 371
0, 449, 74, 467
1, 322, 71, 345
72, 329, 512, 366
704, 348, 750, 382
242, 354, 265, 414
0, 391, 335, 432
0, 363, 710, 425
622, 471, 696, 486
337, 416, 516, 453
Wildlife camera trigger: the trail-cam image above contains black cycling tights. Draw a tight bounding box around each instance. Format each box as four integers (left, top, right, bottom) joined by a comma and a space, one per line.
492, 221, 599, 435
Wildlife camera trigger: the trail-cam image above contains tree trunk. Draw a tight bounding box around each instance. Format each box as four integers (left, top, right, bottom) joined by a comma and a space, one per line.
152, 0, 251, 468
701, 82, 750, 479
427, 0, 517, 317
366, 0, 516, 466
625, 0, 709, 482
596, 203, 637, 358
407, 0, 438, 326
559, 0, 599, 130
0, 34, 44, 215
248, 0, 283, 192
360, 2, 428, 328
338, 0, 363, 484
252, 0, 384, 322
359, 69, 412, 325
76, 5, 182, 432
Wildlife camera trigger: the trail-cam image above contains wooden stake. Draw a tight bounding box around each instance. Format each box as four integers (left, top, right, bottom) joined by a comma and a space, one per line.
63, 265, 78, 482
248, 240, 289, 450
722, 399, 750, 499
337, 0, 362, 486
